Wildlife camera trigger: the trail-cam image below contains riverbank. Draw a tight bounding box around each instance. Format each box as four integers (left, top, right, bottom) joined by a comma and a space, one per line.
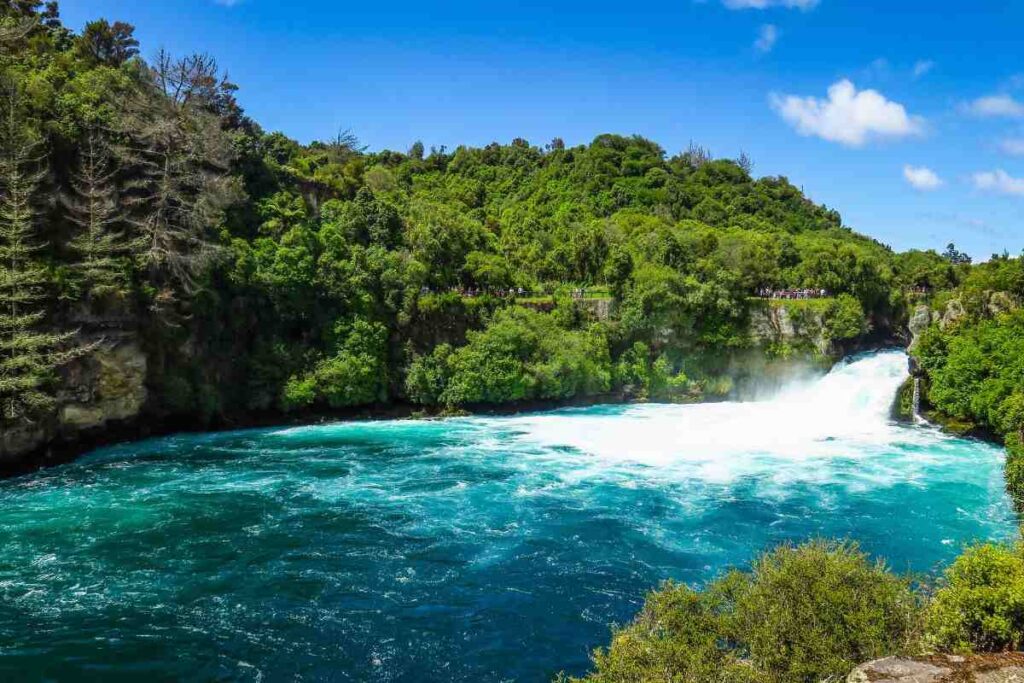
2, 339, 900, 479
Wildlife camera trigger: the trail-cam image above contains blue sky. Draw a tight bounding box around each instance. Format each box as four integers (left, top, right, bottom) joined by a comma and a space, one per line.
60, 0, 1024, 260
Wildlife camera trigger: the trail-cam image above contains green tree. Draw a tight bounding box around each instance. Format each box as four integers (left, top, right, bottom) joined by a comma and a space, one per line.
75, 19, 138, 67
63, 129, 128, 299
0, 94, 73, 421
927, 543, 1024, 653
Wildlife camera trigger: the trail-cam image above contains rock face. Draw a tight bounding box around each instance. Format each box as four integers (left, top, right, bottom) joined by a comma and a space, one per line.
849, 654, 1024, 683
0, 340, 149, 463
748, 302, 831, 355
908, 304, 931, 351
581, 297, 614, 321
58, 342, 148, 431
939, 300, 965, 330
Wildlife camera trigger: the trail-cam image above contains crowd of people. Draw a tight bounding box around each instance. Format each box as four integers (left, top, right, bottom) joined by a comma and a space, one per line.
417, 286, 604, 300
422, 286, 837, 301
754, 288, 830, 300
420, 286, 528, 299
570, 288, 592, 300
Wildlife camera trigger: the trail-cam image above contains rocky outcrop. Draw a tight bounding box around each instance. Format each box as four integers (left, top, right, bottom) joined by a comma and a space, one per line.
849, 654, 1024, 683
748, 302, 831, 355
989, 291, 1016, 317
58, 342, 147, 432
939, 300, 965, 330
581, 297, 614, 321
908, 304, 931, 351
0, 340, 148, 465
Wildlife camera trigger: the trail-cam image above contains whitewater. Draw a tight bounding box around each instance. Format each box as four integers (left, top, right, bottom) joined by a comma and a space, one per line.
0, 350, 1014, 681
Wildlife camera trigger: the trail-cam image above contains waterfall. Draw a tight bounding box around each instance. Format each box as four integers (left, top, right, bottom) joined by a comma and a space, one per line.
511, 349, 915, 467
912, 377, 923, 423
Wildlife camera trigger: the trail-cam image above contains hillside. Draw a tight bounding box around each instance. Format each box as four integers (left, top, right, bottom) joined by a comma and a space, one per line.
0, 3, 957, 463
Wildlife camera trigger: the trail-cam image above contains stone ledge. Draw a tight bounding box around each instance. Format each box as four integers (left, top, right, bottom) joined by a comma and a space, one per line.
849, 654, 1024, 683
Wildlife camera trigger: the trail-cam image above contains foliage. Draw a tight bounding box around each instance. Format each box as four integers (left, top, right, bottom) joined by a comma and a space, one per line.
734, 541, 921, 682
63, 129, 129, 299
0, 86, 75, 421
927, 543, 1024, 653
570, 579, 766, 683
283, 319, 389, 410
571, 540, 923, 683
913, 309, 1024, 505
823, 294, 867, 341
408, 307, 611, 406
0, 3, 901, 430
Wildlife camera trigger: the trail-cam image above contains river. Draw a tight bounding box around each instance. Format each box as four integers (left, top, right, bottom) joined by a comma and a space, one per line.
0, 350, 1014, 681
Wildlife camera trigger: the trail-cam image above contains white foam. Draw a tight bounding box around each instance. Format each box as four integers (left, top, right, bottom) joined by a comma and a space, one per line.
502, 350, 943, 484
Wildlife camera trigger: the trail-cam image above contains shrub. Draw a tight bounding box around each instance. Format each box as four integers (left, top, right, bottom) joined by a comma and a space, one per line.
823, 294, 867, 341
734, 541, 921, 682
405, 343, 454, 405
409, 308, 614, 407
1005, 434, 1024, 507
282, 375, 317, 411
927, 543, 1024, 653
571, 541, 922, 683
570, 579, 765, 683
281, 319, 389, 410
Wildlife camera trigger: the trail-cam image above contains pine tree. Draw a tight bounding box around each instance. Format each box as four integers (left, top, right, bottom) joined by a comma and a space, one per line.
119, 50, 239, 307
63, 129, 128, 300
0, 90, 73, 422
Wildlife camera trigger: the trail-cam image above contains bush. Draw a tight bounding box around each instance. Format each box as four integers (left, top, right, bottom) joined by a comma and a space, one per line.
927, 543, 1024, 653
734, 541, 921, 682
282, 375, 317, 411
409, 308, 613, 407
823, 294, 867, 341
281, 319, 389, 410
405, 343, 454, 405
613, 343, 689, 400
572, 540, 922, 683
572, 579, 765, 683
1005, 434, 1024, 507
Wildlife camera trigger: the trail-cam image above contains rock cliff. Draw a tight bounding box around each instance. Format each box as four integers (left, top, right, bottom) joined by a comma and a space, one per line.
0, 340, 148, 466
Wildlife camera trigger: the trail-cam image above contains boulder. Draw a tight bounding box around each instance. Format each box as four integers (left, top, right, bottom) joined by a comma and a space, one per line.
907, 304, 932, 351
939, 300, 965, 330
849, 654, 1024, 683
0, 340, 150, 461
59, 341, 148, 431
988, 291, 1017, 317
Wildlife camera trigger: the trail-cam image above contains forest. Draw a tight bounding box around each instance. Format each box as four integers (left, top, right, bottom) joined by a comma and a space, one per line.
1, 0, 983, 452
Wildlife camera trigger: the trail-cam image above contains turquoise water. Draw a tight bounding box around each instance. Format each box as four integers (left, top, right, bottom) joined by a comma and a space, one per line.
0, 351, 1015, 681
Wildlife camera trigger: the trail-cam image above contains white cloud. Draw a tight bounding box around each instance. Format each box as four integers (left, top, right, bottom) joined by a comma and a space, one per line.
860, 57, 890, 81
754, 24, 778, 53
770, 79, 925, 147
903, 165, 943, 191
964, 94, 1024, 118
912, 60, 934, 78
722, 0, 819, 9
999, 138, 1024, 156
972, 169, 1024, 196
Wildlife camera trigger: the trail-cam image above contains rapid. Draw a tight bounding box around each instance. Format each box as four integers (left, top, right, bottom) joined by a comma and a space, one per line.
0, 350, 1014, 681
